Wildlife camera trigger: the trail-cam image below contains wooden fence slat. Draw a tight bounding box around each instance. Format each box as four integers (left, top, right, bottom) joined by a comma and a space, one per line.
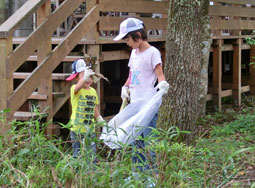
6, 0, 86, 77
99, 17, 168, 31
212, 0, 255, 6
210, 19, 255, 30
209, 6, 255, 18
101, 50, 130, 61
99, 0, 168, 14
7, 5, 99, 114
0, 0, 47, 38
233, 38, 241, 106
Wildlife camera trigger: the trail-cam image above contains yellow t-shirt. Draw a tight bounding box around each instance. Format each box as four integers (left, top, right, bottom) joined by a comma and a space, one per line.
70, 85, 99, 133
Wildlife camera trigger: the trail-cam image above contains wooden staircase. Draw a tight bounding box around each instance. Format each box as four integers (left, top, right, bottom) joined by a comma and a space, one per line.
2, 0, 255, 136
0, 0, 100, 134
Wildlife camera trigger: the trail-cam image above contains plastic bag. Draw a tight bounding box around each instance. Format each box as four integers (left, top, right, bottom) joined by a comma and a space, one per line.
100, 89, 165, 149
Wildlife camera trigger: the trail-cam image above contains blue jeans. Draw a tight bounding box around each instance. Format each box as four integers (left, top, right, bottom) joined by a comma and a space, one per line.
70, 131, 96, 164
131, 113, 158, 173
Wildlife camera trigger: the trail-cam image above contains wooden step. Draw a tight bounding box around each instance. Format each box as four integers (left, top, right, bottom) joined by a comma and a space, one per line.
27, 55, 83, 62
28, 92, 65, 100
13, 37, 95, 45
28, 92, 47, 100
53, 92, 66, 98
13, 72, 70, 80
14, 111, 47, 121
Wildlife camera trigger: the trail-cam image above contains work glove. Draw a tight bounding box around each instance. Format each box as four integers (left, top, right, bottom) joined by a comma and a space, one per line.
156, 80, 170, 94
83, 68, 95, 81
96, 115, 107, 127
121, 86, 130, 100
96, 115, 104, 122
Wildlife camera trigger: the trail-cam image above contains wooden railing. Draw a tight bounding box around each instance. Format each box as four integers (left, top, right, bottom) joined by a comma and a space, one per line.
1, 0, 255, 132
209, 0, 255, 37
0, 0, 99, 134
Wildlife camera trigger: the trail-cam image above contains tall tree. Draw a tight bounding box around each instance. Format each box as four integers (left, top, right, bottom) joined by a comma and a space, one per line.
158, 0, 211, 143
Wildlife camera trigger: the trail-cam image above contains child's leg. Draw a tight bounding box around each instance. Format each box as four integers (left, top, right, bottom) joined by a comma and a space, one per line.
83, 133, 97, 165
132, 138, 146, 172
143, 113, 158, 172
70, 131, 81, 158
131, 113, 158, 172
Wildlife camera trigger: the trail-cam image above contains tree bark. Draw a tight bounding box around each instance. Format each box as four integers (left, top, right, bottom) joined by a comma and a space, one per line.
158, 0, 211, 144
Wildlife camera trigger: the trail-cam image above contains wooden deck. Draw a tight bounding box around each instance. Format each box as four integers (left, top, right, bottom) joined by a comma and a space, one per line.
1, 0, 255, 134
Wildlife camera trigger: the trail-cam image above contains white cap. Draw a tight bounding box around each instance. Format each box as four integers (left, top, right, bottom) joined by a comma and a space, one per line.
66, 59, 87, 81
113, 18, 144, 41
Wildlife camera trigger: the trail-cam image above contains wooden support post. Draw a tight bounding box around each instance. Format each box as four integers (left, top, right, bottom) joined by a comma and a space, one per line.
0, 36, 13, 134
87, 45, 101, 109
87, 44, 101, 137
250, 45, 255, 94
233, 38, 241, 106
212, 39, 222, 110
37, 0, 53, 135
86, 0, 99, 40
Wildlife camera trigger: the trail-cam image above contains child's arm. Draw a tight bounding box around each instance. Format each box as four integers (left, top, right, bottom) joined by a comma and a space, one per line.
95, 105, 105, 125
155, 64, 166, 82
74, 78, 86, 94
121, 72, 131, 100
74, 69, 94, 94
95, 105, 100, 119
155, 64, 169, 92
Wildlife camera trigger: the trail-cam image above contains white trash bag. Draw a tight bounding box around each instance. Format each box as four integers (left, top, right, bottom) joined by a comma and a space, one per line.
100, 89, 165, 149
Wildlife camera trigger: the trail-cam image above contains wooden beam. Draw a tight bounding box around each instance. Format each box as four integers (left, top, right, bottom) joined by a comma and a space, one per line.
206, 94, 213, 101
86, 0, 99, 40
87, 44, 101, 111
12, 37, 95, 45
212, 0, 255, 6
0, 36, 13, 134
7, 5, 99, 114
210, 19, 255, 30
209, 6, 255, 18
221, 89, 233, 97
0, 0, 47, 38
101, 50, 130, 61
37, 0, 53, 133
241, 86, 250, 93
250, 46, 255, 94
99, 17, 168, 31
27, 55, 84, 62
233, 38, 241, 106
6, 0, 86, 77
99, 0, 168, 14
212, 39, 222, 110
13, 72, 71, 80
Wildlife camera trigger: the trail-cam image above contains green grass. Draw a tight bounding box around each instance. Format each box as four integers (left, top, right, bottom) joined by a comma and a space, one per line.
1, 96, 255, 187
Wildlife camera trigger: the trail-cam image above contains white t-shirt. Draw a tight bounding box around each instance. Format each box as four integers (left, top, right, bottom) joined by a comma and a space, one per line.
128, 46, 162, 103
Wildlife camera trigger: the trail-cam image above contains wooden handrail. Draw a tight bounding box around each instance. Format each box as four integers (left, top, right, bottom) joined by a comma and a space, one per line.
6, 0, 86, 77
212, 0, 255, 6
99, 0, 168, 14
0, 0, 47, 38
7, 5, 100, 114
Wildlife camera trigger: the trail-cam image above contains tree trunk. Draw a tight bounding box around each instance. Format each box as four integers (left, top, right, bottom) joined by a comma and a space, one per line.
158, 0, 211, 144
